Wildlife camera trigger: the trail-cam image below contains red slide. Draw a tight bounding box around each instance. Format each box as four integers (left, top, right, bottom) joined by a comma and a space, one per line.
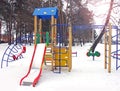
19, 44, 46, 87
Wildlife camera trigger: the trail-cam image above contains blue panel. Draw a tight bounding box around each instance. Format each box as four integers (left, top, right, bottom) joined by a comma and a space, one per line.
33, 7, 58, 19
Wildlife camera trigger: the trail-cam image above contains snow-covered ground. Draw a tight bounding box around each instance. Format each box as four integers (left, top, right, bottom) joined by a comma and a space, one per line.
0, 43, 120, 91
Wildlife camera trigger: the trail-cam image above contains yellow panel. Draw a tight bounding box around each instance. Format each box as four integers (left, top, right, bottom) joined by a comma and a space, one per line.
54, 47, 68, 53
54, 47, 69, 67
55, 60, 67, 66
54, 54, 68, 60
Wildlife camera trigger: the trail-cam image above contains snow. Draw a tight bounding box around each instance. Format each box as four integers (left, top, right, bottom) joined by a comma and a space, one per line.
0, 43, 120, 91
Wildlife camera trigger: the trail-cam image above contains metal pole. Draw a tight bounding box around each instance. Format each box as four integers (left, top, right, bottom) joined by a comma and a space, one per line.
116, 27, 119, 70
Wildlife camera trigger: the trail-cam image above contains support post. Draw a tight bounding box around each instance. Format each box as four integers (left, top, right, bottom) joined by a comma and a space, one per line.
34, 16, 37, 44
39, 19, 42, 43
54, 18, 57, 45
108, 23, 112, 73
68, 25, 72, 72
51, 16, 55, 71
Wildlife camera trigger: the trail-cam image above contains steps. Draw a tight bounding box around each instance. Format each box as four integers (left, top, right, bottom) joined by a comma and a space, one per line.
44, 45, 53, 65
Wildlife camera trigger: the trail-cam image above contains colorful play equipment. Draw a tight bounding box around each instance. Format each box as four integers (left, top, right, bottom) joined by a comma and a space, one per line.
20, 44, 46, 87
12, 46, 26, 60
32, 7, 72, 73
19, 7, 72, 87
1, 44, 25, 68
86, 50, 100, 57
35, 31, 50, 45
84, 25, 118, 60
73, 25, 103, 60
73, 22, 119, 73
104, 23, 120, 73
87, 0, 113, 60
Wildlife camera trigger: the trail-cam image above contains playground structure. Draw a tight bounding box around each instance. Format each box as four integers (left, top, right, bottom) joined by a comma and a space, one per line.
73, 23, 120, 73
33, 7, 72, 72
19, 7, 72, 87
73, 25, 104, 59
33, 7, 72, 73
104, 23, 120, 73
1, 44, 25, 68
86, 0, 113, 60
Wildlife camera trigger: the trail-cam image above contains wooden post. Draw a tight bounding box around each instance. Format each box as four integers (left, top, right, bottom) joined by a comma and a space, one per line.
68, 25, 72, 72
54, 18, 57, 45
51, 16, 55, 70
108, 23, 112, 73
39, 19, 42, 43
34, 16, 37, 44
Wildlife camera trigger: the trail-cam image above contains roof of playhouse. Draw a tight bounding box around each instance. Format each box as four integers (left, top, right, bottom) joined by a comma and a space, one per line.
33, 7, 58, 19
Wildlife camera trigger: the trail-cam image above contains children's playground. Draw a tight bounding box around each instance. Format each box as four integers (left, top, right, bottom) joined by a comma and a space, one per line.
0, 7, 120, 91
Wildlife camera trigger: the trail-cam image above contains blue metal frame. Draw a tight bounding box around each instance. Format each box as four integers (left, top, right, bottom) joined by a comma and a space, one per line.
1, 44, 23, 68
73, 25, 118, 31
111, 28, 120, 70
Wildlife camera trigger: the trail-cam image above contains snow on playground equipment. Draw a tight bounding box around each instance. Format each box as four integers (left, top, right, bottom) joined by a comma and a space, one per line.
104, 23, 120, 73
1, 44, 25, 68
